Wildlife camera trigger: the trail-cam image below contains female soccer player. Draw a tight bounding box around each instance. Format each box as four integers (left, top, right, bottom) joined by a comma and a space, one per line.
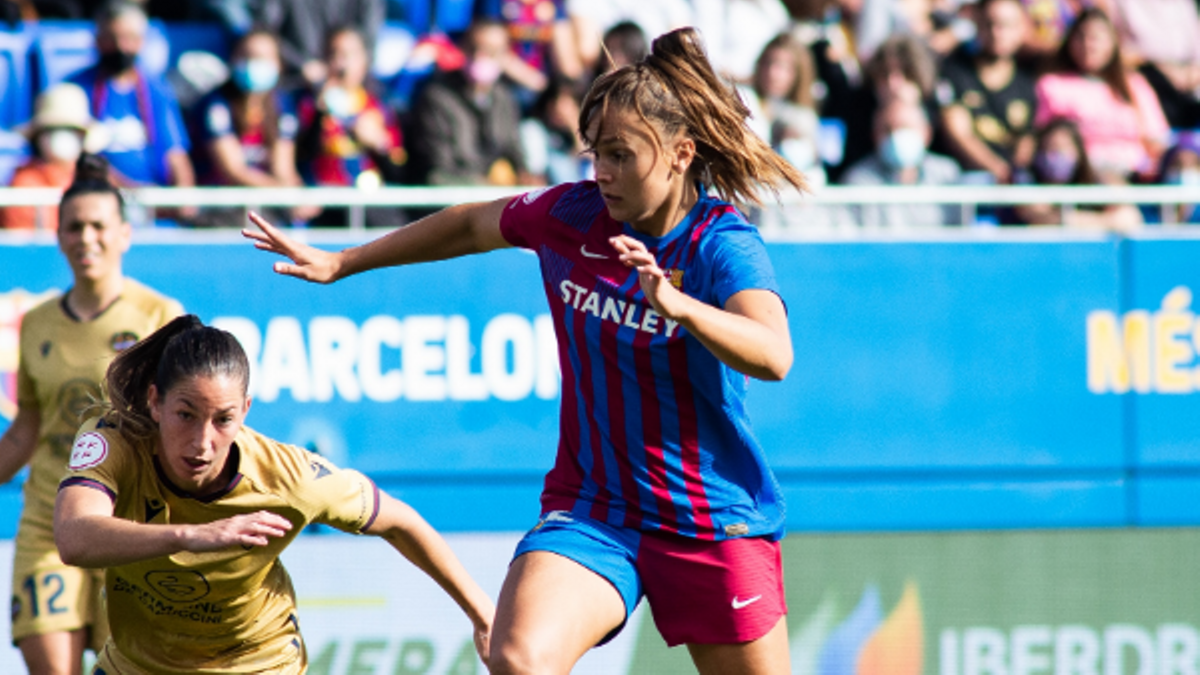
0, 153, 182, 674
245, 27, 804, 674
54, 316, 494, 674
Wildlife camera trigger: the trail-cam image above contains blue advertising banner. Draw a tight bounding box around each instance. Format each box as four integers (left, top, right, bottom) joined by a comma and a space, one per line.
1, 233, 1196, 533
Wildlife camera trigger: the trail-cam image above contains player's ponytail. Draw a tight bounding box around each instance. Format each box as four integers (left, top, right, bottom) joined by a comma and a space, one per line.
60, 153, 125, 221
102, 315, 251, 439
579, 27, 807, 206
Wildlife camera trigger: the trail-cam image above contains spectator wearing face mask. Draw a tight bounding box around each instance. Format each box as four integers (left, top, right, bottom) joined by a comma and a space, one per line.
68, 2, 194, 195
843, 97, 963, 227
1010, 117, 1142, 231
1033, 7, 1169, 181
191, 29, 311, 226
742, 33, 824, 183
1, 84, 104, 230
294, 26, 407, 226
409, 19, 529, 187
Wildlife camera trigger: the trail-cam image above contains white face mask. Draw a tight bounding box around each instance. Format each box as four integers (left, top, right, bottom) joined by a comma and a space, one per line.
38, 129, 83, 163
880, 128, 927, 169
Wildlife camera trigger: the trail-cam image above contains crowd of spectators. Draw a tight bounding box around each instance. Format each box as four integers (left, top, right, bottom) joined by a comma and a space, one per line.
1, 0, 1198, 229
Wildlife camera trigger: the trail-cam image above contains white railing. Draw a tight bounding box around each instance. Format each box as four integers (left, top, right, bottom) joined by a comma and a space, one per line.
2, 185, 1199, 239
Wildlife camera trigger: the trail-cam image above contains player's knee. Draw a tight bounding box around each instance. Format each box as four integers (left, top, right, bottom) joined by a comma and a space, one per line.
489, 637, 563, 675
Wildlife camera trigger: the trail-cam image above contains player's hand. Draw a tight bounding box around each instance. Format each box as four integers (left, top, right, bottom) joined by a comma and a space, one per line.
183, 510, 293, 552
610, 235, 687, 319
243, 211, 343, 283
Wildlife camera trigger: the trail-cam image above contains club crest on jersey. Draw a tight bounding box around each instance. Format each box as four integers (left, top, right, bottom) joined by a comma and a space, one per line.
110, 331, 139, 352
68, 432, 109, 470
666, 269, 684, 289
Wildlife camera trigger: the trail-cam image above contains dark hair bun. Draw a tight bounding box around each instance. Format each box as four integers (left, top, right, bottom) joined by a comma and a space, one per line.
74, 153, 112, 185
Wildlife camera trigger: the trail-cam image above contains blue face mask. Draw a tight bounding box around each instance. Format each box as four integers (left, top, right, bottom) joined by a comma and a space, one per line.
880, 128, 927, 169
232, 59, 279, 93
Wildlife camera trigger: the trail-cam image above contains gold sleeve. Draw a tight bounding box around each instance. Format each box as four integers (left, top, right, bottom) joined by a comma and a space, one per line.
58, 419, 128, 503
300, 453, 381, 534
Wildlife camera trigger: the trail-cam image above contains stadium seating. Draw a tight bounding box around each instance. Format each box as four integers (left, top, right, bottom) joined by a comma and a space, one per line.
30, 20, 176, 93
0, 27, 32, 132
0, 131, 29, 187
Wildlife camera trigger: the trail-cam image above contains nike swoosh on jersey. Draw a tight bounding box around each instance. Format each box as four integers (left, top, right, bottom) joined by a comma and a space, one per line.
580, 245, 608, 259
732, 594, 763, 610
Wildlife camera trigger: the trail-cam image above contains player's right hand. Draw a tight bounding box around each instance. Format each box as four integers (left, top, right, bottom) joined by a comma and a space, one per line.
184, 510, 294, 552
243, 211, 343, 284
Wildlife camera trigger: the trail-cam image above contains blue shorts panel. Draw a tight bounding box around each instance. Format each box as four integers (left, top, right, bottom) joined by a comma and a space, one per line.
513, 511, 644, 623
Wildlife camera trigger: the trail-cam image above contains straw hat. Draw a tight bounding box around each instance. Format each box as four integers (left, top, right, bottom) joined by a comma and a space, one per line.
19, 83, 109, 152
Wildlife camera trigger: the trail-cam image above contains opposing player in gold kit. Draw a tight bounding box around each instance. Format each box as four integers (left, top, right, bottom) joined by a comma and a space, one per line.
54, 316, 494, 674
0, 154, 182, 674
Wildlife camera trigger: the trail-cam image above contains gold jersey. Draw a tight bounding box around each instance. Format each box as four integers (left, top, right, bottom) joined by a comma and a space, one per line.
15, 279, 182, 556
61, 417, 382, 674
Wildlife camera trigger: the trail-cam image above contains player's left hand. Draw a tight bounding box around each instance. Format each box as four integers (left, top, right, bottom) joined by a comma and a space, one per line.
610, 235, 687, 319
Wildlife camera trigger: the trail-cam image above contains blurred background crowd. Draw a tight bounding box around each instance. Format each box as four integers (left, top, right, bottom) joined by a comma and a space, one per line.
0, 0, 1197, 229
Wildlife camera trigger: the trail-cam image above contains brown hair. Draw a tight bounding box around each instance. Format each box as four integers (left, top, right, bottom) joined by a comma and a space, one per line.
60, 153, 124, 222
754, 33, 816, 108
102, 315, 251, 440
1055, 7, 1131, 103
579, 27, 807, 205
865, 34, 938, 99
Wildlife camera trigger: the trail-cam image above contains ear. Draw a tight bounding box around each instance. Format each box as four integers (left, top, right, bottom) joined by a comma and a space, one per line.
147, 384, 161, 423
118, 219, 133, 254
671, 136, 697, 176
242, 396, 252, 417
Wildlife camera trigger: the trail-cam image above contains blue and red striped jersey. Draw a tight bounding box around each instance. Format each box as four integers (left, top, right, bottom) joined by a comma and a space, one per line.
500, 181, 787, 541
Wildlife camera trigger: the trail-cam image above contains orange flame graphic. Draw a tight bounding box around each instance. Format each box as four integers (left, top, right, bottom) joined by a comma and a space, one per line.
856, 581, 923, 675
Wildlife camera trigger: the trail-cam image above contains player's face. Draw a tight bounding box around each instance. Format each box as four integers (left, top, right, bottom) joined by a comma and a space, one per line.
57, 192, 131, 285
149, 374, 251, 496
589, 107, 690, 233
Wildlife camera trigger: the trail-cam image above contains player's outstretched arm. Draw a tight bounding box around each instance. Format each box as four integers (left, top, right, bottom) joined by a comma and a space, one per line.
242, 198, 512, 284
611, 235, 793, 381
0, 404, 39, 484
55, 485, 292, 568
365, 493, 495, 665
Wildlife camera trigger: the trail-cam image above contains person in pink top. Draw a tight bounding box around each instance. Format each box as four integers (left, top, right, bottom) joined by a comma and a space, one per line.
1033, 7, 1169, 180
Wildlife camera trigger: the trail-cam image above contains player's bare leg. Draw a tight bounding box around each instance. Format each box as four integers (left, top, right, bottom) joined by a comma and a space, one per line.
687, 616, 790, 675
489, 551, 626, 675
19, 629, 88, 675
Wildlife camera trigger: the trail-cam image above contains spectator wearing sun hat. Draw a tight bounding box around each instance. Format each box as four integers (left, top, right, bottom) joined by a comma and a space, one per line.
0, 83, 107, 231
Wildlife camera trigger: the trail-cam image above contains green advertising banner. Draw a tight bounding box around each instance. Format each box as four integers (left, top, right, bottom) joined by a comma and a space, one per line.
631, 530, 1200, 675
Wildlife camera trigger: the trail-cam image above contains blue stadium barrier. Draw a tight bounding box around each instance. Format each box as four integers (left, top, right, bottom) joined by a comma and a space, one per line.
2, 234, 1200, 536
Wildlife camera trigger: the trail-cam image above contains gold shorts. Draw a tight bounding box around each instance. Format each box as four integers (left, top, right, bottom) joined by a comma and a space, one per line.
93, 640, 307, 674
11, 545, 108, 650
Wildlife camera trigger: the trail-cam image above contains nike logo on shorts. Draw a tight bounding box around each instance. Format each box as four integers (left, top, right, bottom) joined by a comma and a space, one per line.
732, 595, 762, 610
580, 245, 608, 259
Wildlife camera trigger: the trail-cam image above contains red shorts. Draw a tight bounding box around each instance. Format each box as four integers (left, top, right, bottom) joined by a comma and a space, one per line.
638, 530, 786, 646
515, 512, 787, 646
